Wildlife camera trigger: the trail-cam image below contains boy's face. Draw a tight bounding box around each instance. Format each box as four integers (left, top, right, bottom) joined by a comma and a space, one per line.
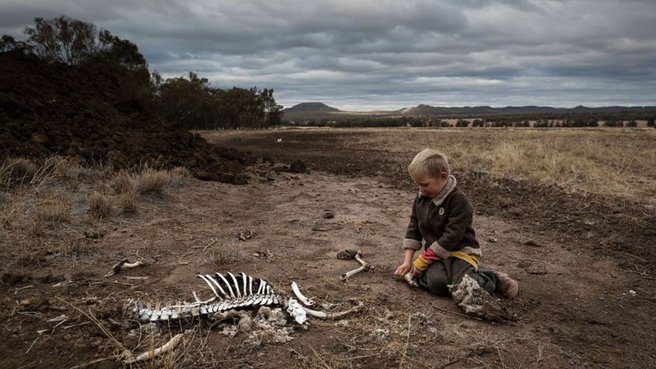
414, 172, 448, 198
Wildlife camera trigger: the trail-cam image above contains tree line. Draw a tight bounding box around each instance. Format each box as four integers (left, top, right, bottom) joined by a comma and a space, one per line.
291, 114, 655, 128
1, 15, 282, 129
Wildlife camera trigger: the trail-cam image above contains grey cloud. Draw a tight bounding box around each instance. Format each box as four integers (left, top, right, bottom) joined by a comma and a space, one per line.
1, 0, 654, 109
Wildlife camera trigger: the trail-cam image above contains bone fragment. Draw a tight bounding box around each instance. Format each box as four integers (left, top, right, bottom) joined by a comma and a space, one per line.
291, 281, 315, 307
123, 333, 185, 364
341, 265, 369, 280
403, 272, 419, 287
301, 300, 364, 320
105, 259, 145, 277
198, 275, 219, 297
216, 273, 237, 298
228, 272, 241, 297
340, 251, 373, 280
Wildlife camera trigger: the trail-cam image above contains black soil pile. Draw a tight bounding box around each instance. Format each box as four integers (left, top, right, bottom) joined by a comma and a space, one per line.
0, 52, 251, 183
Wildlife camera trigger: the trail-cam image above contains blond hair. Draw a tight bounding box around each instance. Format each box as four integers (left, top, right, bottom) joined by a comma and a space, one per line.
408, 148, 450, 179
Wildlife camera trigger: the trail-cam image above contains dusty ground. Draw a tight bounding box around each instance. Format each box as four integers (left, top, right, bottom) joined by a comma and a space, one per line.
2, 129, 655, 369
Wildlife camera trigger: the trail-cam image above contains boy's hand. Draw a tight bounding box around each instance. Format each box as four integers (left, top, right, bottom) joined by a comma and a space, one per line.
394, 261, 412, 277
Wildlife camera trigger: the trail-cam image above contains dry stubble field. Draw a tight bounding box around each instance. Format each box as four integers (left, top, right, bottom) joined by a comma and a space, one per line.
1, 128, 655, 369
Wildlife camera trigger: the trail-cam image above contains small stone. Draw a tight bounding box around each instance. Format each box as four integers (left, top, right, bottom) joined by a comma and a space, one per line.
323, 211, 335, 219
488, 237, 497, 243
523, 240, 541, 247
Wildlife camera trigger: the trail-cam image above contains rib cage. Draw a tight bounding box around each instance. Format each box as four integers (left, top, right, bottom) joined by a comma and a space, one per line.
126, 272, 285, 322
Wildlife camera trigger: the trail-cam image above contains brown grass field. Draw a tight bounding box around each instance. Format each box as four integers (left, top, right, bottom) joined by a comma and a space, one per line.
1, 128, 655, 369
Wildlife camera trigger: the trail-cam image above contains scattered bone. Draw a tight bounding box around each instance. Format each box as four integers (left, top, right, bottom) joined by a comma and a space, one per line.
291, 281, 315, 307
104, 259, 145, 277
301, 299, 364, 320
122, 333, 185, 364
123, 276, 149, 280
338, 250, 374, 280
449, 275, 516, 323
403, 272, 419, 287
237, 230, 254, 241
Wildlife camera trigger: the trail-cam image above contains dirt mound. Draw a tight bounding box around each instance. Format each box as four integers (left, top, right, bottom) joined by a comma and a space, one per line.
0, 52, 252, 183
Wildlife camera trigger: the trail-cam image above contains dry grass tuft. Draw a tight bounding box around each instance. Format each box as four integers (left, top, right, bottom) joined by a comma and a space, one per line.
168, 166, 191, 187
0, 158, 37, 187
35, 196, 71, 223
0, 198, 21, 229
135, 167, 171, 196
118, 191, 138, 214
46, 156, 86, 189
88, 192, 114, 219
110, 171, 135, 195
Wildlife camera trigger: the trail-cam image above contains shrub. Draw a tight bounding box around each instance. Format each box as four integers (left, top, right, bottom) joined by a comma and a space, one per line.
118, 191, 138, 214
0, 158, 37, 187
135, 167, 170, 196
36, 198, 71, 223
169, 166, 191, 187
88, 192, 113, 219
110, 171, 135, 195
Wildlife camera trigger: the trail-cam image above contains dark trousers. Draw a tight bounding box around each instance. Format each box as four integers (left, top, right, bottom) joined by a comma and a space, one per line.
417, 257, 498, 296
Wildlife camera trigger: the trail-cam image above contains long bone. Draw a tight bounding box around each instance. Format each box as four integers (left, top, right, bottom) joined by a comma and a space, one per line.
339, 250, 373, 280
291, 281, 315, 306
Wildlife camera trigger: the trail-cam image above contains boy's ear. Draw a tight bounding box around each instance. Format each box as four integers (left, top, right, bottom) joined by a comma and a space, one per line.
440, 171, 449, 179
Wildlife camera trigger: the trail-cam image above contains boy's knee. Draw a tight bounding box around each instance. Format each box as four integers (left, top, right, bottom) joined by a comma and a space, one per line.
421, 266, 450, 296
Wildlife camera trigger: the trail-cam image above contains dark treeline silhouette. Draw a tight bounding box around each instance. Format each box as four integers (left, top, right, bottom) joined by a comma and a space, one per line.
1, 15, 282, 129
292, 112, 655, 128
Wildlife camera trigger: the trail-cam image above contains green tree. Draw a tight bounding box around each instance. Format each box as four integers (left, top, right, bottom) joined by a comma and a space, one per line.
0, 35, 31, 53
24, 16, 96, 64
156, 72, 216, 129
22, 15, 145, 69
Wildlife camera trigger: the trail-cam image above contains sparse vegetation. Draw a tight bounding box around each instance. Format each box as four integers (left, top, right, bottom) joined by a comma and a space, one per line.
35, 195, 71, 223
88, 191, 113, 219
169, 166, 192, 187
209, 128, 656, 203
110, 171, 135, 195
118, 191, 138, 214
0, 158, 37, 187
135, 167, 171, 196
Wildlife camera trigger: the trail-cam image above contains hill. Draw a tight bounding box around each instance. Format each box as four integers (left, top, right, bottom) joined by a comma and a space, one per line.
283, 102, 341, 113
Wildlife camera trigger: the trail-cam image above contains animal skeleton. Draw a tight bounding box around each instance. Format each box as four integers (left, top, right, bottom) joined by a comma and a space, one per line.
448, 275, 516, 323
125, 272, 362, 325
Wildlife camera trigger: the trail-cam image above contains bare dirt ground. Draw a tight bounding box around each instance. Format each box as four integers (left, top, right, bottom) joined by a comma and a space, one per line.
2, 128, 655, 369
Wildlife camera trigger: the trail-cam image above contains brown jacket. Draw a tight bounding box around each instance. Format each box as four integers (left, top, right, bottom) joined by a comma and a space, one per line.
403, 176, 481, 259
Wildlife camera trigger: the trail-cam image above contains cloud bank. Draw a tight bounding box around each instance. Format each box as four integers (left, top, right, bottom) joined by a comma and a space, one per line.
1, 0, 655, 110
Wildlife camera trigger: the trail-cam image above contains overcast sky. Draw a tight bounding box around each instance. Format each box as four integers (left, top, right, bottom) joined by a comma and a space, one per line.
1, 0, 655, 110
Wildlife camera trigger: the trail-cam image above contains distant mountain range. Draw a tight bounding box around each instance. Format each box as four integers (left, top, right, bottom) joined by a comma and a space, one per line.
395, 104, 656, 116
283, 102, 656, 118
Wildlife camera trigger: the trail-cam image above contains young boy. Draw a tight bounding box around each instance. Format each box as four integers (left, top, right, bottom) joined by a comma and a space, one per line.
394, 148, 518, 299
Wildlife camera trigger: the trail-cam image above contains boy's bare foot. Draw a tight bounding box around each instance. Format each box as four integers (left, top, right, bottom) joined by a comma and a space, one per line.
496, 272, 519, 299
